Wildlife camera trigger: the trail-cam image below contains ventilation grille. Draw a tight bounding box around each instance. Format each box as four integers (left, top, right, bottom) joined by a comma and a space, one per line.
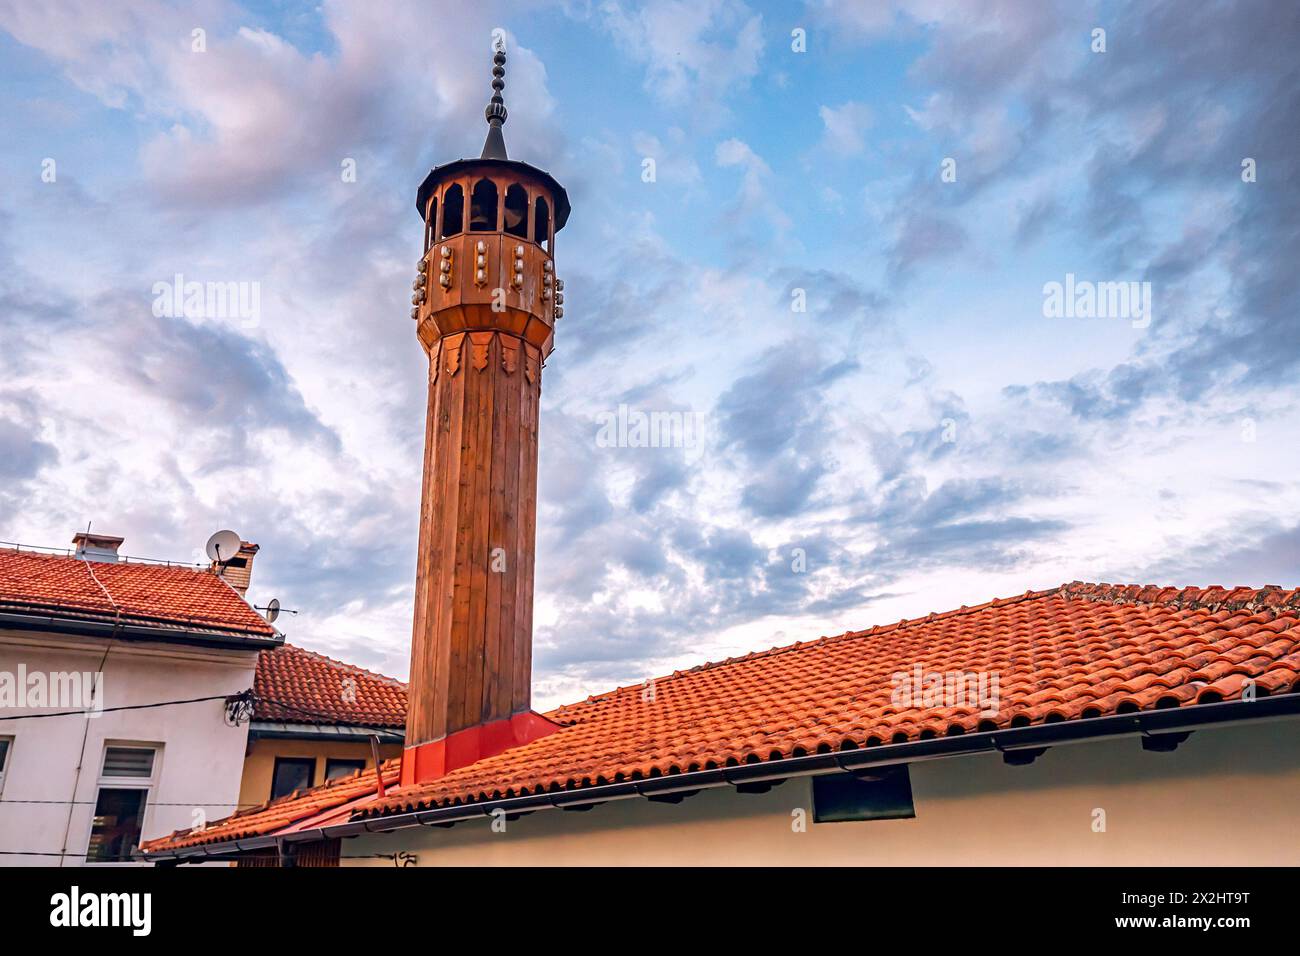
103, 746, 155, 778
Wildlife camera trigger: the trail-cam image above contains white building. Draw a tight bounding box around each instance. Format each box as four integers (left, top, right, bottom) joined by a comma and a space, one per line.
0, 533, 280, 866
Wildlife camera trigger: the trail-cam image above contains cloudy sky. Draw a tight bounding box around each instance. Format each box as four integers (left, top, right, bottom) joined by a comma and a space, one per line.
1, 0, 1296, 708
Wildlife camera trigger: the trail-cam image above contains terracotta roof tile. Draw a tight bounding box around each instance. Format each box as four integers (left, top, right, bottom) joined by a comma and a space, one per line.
143, 761, 402, 850
0, 547, 275, 638
146, 581, 1300, 852
254, 644, 406, 729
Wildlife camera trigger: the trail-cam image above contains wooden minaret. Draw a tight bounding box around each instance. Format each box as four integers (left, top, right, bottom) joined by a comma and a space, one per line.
402, 41, 570, 786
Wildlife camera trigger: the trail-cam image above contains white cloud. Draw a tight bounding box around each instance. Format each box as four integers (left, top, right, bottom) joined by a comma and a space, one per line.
3, 1, 561, 205
597, 0, 764, 112
2, 0, 1297, 706
632, 129, 703, 188
715, 137, 791, 230
817, 100, 873, 157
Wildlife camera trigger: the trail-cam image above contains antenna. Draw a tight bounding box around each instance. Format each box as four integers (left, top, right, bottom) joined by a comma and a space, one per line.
205, 529, 243, 566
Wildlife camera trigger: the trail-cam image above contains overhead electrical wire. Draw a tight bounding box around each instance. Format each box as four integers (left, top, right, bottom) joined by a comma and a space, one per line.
0, 689, 401, 732
0, 692, 241, 721
0, 690, 397, 816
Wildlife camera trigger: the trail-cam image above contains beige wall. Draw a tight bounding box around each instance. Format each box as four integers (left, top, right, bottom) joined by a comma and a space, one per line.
240, 737, 401, 809
343, 717, 1300, 866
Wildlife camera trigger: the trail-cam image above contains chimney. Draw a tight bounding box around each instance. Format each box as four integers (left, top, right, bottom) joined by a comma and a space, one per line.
401, 43, 569, 787
72, 531, 124, 563
211, 541, 259, 598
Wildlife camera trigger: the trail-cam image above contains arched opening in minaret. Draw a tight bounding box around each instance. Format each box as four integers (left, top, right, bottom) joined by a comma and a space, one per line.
503, 184, 529, 239
469, 179, 499, 232
441, 184, 464, 239
424, 196, 438, 251
534, 196, 551, 252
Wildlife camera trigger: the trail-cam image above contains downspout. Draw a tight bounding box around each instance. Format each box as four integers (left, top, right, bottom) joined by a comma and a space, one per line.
369, 734, 387, 799
58, 637, 114, 866
58, 553, 121, 867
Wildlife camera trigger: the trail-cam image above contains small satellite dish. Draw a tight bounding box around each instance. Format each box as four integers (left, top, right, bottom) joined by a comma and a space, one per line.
205, 529, 243, 565
254, 598, 297, 624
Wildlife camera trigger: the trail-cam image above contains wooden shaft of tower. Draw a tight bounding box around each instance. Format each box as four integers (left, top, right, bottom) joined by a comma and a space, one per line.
407, 328, 542, 744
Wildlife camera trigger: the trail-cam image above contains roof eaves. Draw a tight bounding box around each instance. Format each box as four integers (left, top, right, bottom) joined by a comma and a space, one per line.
248, 720, 404, 741
0, 608, 282, 650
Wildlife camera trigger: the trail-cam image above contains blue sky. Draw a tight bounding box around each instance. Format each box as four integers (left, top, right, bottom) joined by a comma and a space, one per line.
1, 0, 1297, 708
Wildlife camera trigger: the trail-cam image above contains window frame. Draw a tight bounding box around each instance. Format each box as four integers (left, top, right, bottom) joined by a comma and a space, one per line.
503, 183, 530, 239
468, 177, 500, 232
84, 741, 161, 865
0, 735, 12, 797
425, 196, 439, 252
100, 744, 158, 779
270, 756, 317, 801
534, 195, 551, 252
440, 183, 465, 239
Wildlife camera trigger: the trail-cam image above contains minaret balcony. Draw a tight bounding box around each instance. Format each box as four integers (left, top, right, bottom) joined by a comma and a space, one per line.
413, 231, 557, 357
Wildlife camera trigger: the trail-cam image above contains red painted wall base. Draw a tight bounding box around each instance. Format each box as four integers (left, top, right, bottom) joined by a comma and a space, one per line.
400, 711, 562, 787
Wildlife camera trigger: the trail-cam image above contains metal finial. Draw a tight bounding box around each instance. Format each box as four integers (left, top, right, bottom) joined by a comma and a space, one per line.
481, 40, 508, 160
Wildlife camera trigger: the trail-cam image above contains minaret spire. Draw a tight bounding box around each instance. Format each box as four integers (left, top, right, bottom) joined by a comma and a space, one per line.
481, 39, 509, 160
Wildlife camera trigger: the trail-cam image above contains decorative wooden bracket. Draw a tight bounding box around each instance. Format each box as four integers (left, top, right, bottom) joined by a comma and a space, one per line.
469, 331, 494, 371
500, 335, 519, 375
443, 332, 465, 376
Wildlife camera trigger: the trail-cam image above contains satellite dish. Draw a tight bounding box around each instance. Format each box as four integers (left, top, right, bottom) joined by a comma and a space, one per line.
205, 529, 243, 565
255, 598, 297, 623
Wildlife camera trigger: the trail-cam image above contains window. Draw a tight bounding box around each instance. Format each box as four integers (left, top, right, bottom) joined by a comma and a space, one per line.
102, 746, 155, 778
812, 765, 915, 823
441, 184, 464, 238
86, 744, 159, 863
503, 184, 529, 238
469, 178, 499, 231
324, 758, 366, 782
271, 757, 315, 800
0, 737, 11, 793
534, 196, 551, 252
425, 196, 438, 252
87, 789, 148, 863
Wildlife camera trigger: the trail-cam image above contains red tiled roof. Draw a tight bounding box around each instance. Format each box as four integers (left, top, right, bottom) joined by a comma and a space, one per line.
254, 643, 407, 729
144, 582, 1300, 852
0, 547, 276, 639
143, 760, 404, 853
